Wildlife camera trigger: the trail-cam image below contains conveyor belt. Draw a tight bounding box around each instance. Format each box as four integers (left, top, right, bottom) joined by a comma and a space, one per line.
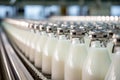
0, 28, 34, 80
0, 29, 14, 80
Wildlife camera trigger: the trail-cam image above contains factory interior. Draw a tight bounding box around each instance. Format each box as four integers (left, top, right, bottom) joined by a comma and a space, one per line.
0, 0, 120, 80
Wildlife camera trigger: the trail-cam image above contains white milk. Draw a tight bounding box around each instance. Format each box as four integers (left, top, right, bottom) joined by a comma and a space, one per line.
65, 38, 87, 80
42, 33, 58, 74
34, 31, 42, 68
22, 31, 30, 55
52, 59, 64, 80
82, 43, 111, 80
20, 30, 27, 54
34, 31, 47, 68
34, 39, 42, 68
52, 35, 71, 80
84, 34, 91, 49
25, 32, 33, 58
24, 31, 32, 57
105, 52, 120, 80
29, 32, 37, 62
107, 42, 114, 60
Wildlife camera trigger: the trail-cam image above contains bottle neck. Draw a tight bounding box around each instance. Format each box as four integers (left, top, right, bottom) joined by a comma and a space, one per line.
90, 41, 101, 48
31, 29, 35, 33
35, 30, 40, 34
79, 37, 84, 43
71, 38, 80, 44
48, 33, 54, 37
59, 35, 66, 40
41, 31, 47, 36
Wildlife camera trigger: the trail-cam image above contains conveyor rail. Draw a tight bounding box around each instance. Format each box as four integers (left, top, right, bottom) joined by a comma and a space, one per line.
0, 29, 15, 80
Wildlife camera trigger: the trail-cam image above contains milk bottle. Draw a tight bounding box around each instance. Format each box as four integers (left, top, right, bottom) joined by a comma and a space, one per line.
29, 24, 42, 63
20, 30, 27, 54
34, 24, 47, 68
52, 27, 71, 80
42, 25, 57, 75
24, 30, 32, 57
105, 34, 120, 80
82, 30, 111, 80
28, 23, 37, 62
65, 28, 87, 80
25, 23, 35, 58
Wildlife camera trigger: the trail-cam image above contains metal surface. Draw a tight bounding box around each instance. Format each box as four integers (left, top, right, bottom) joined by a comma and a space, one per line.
0, 29, 15, 80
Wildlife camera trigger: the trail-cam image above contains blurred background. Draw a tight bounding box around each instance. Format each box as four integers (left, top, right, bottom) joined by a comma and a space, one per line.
0, 0, 120, 20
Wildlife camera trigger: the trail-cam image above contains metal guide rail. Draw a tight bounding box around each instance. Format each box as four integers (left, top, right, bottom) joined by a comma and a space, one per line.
4, 29, 50, 80
0, 29, 15, 80
0, 28, 34, 80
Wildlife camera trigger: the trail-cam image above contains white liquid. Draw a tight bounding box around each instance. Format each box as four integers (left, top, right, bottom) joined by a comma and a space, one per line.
65, 66, 81, 80
29, 45, 35, 62
42, 55, 52, 74
65, 43, 87, 80
24, 31, 31, 56
42, 37, 58, 74
105, 53, 120, 80
34, 40, 42, 68
82, 48, 111, 80
29, 33, 36, 62
25, 39, 31, 57
34, 31, 47, 67
52, 59, 64, 80
107, 42, 114, 60
34, 51, 42, 68
52, 35, 71, 80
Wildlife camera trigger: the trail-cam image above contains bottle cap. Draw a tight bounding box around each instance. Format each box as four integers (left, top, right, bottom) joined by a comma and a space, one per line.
39, 24, 46, 31
70, 29, 85, 38
89, 30, 108, 41
46, 25, 53, 33
34, 24, 39, 30
29, 23, 34, 29
57, 27, 65, 35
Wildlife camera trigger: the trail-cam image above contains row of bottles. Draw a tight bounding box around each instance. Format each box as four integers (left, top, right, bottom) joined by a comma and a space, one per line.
2, 17, 120, 80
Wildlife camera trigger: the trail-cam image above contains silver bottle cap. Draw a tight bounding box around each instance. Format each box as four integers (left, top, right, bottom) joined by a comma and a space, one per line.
39, 24, 46, 31
57, 27, 65, 35
89, 30, 108, 41
70, 29, 85, 38
34, 24, 39, 30
29, 23, 34, 29
46, 25, 53, 33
